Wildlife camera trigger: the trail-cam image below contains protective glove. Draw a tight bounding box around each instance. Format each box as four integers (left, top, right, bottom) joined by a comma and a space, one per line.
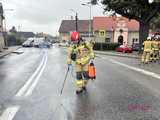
90, 58, 94, 63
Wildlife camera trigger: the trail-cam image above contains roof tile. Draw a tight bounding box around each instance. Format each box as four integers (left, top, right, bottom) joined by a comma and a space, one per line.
59, 20, 92, 33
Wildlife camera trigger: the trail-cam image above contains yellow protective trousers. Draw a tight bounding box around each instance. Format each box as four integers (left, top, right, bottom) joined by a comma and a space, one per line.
141, 51, 151, 63
75, 64, 89, 90
153, 50, 159, 61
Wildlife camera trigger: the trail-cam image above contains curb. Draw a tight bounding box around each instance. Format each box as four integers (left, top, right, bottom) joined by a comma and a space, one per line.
95, 51, 140, 59
0, 46, 22, 59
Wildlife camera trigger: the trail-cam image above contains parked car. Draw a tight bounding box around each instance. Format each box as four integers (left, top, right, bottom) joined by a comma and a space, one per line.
22, 38, 34, 47
116, 45, 133, 53
33, 38, 44, 48
39, 41, 52, 48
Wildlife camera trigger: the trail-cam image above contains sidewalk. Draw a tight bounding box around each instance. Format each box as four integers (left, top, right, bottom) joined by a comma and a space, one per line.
95, 50, 141, 59
0, 46, 21, 58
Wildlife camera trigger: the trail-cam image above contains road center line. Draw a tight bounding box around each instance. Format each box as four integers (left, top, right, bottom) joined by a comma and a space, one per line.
24, 54, 48, 96
108, 58, 160, 80
0, 50, 48, 120
15, 53, 45, 97
0, 106, 20, 120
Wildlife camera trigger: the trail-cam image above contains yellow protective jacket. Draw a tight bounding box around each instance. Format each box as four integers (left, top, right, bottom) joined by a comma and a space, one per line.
143, 40, 153, 52
158, 41, 160, 50
152, 41, 159, 51
67, 41, 95, 65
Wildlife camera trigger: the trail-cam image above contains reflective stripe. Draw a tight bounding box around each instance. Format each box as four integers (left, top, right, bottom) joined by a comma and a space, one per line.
76, 80, 83, 87
76, 56, 90, 65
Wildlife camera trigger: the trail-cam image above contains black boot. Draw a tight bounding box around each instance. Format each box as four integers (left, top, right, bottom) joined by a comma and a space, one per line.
82, 86, 87, 91
76, 89, 83, 94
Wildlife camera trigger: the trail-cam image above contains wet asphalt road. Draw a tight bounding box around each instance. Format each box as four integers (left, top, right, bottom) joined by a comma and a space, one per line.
0, 46, 160, 120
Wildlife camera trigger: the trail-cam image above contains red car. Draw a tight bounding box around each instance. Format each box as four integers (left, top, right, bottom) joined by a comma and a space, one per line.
116, 45, 133, 53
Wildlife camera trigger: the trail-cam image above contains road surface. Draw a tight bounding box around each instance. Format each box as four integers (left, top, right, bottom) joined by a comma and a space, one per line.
0, 45, 160, 120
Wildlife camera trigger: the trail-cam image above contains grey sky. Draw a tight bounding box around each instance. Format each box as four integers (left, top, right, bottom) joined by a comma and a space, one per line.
3, 0, 104, 35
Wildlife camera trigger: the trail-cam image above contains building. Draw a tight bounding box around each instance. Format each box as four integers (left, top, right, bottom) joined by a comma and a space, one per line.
0, 3, 5, 51
93, 16, 139, 46
17, 31, 35, 41
59, 16, 140, 46
59, 20, 93, 42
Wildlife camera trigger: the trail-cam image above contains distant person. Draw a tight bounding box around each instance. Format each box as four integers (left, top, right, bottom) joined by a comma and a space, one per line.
141, 37, 153, 64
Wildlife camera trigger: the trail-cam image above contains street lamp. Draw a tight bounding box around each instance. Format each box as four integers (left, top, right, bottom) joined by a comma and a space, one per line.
81, 2, 92, 40
70, 9, 78, 31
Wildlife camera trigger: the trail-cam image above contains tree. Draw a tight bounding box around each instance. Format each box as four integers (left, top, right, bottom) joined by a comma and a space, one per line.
7, 26, 22, 45
150, 14, 160, 31
9, 26, 17, 34
91, 0, 160, 51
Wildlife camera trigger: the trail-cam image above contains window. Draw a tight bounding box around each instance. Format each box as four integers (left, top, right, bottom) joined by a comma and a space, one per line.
105, 38, 110, 43
99, 30, 105, 37
132, 38, 135, 43
132, 38, 138, 43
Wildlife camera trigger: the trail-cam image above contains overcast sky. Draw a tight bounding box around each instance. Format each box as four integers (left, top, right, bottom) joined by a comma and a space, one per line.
2, 0, 105, 36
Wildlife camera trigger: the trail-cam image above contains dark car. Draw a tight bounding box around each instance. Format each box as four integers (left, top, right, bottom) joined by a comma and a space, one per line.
40, 41, 52, 48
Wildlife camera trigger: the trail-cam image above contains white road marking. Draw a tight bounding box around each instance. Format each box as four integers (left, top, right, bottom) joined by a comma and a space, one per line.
107, 58, 160, 99
0, 106, 20, 120
15, 54, 45, 97
109, 59, 160, 80
0, 50, 48, 120
24, 54, 48, 96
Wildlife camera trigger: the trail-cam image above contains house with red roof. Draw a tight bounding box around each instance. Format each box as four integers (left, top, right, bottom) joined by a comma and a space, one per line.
59, 16, 139, 46
93, 16, 139, 46
59, 20, 93, 42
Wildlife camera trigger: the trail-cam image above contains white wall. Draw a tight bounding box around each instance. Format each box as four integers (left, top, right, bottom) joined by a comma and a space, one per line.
114, 28, 128, 44
128, 31, 139, 46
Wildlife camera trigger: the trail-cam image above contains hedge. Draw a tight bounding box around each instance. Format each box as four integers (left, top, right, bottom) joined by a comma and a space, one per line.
93, 42, 119, 51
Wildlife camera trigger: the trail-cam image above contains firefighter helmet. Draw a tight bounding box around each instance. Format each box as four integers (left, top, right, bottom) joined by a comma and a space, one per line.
147, 36, 151, 40
71, 31, 80, 42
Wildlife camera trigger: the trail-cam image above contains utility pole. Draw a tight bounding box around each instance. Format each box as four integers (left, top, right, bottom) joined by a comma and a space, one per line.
70, 9, 78, 31
75, 12, 78, 31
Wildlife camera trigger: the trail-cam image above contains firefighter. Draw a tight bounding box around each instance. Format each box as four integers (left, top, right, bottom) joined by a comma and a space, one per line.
90, 39, 96, 49
67, 31, 95, 94
158, 36, 160, 61
152, 36, 159, 62
149, 37, 154, 62
141, 37, 152, 64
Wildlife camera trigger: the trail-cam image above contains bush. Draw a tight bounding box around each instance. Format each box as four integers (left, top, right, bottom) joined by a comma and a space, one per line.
16, 38, 23, 45
93, 42, 119, 51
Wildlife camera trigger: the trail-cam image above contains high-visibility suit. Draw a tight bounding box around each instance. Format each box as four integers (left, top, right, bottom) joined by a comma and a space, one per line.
141, 40, 153, 63
152, 40, 159, 61
158, 39, 160, 61
149, 40, 154, 62
67, 41, 95, 93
